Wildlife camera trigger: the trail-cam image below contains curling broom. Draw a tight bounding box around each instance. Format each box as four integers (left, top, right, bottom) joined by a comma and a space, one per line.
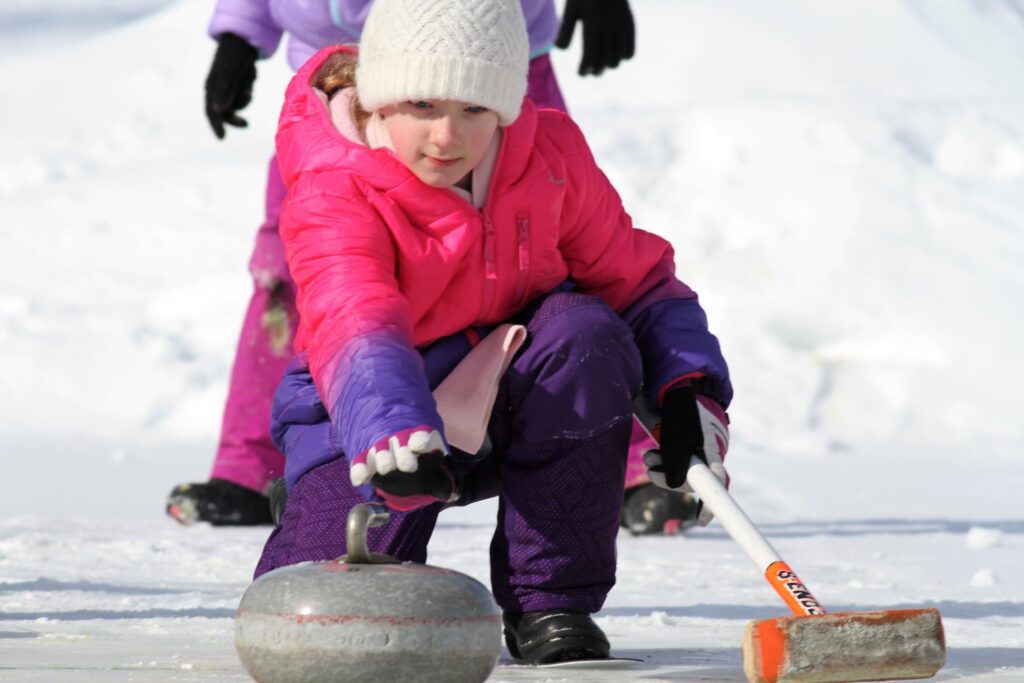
685, 457, 946, 683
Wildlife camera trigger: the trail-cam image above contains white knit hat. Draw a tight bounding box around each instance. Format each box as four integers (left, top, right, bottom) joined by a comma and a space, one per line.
356, 0, 529, 126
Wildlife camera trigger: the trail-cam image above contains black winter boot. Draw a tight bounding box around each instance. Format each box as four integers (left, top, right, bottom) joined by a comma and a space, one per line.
621, 483, 700, 536
503, 609, 610, 664
166, 478, 273, 526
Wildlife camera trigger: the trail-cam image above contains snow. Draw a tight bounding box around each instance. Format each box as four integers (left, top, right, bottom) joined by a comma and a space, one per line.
966, 527, 1004, 550
1, 0, 1023, 680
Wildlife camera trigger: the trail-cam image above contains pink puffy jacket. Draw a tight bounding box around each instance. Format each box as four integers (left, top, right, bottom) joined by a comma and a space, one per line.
276, 46, 725, 461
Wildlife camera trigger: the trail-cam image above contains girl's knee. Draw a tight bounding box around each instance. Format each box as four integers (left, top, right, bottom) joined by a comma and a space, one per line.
506, 295, 642, 442
528, 293, 641, 382
528, 292, 610, 334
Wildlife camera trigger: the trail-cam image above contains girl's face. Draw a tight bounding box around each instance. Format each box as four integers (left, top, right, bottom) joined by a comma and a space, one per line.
380, 100, 500, 189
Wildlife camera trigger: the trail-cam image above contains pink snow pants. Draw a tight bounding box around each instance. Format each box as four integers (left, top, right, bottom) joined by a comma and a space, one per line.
209, 54, 657, 493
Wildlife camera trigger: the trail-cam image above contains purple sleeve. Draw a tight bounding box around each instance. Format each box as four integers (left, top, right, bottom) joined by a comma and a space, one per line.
272, 334, 453, 492
207, 0, 283, 58
208, 0, 555, 61
522, 0, 559, 56
329, 329, 444, 463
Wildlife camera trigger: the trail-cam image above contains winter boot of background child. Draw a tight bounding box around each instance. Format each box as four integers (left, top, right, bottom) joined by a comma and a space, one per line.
620, 418, 701, 535
621, 484, 700, 536
166, 478, 274, 526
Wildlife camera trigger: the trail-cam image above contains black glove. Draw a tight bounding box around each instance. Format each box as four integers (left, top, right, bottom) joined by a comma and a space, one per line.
205, 33, 259, 139
370, 451, 457, 507
555, 0, 635, 76
657, 386, 705, 489
650, 385, 730, 491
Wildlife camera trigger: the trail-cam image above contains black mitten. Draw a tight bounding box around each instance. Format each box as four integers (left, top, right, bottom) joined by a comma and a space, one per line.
204, 33, 258, 139
555, 0, 636, 76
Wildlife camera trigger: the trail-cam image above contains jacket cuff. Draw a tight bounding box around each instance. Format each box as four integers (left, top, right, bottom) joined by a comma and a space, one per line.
208, 15, 283, 59
656, 372, 707, 406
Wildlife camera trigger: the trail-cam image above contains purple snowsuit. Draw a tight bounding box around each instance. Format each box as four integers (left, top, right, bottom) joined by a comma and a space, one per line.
260, 289, 731, 612
206, 0, 566, 494
260, 292, 680, 613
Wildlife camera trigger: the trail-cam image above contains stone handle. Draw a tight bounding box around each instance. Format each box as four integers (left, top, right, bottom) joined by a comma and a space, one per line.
344, 503, 395, 564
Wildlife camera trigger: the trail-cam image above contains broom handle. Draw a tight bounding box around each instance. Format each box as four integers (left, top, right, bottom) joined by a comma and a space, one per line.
687, 457, 828, 617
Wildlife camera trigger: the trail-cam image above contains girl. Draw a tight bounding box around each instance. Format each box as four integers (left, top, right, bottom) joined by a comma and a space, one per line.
259, 0, 732, 664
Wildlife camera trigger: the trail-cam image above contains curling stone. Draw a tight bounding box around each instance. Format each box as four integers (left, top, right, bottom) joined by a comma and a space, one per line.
235, 503, 501, 683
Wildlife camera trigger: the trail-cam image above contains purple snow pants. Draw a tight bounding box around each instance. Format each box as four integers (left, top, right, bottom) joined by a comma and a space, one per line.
255, 293, 642, 615
208, 54, 566, 494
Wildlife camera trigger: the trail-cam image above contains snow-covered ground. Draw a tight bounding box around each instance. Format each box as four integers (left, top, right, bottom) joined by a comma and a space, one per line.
1, 0, 1023, 680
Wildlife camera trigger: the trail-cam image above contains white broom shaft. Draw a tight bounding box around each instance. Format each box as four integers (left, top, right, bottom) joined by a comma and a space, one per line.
686, 457, 782, 572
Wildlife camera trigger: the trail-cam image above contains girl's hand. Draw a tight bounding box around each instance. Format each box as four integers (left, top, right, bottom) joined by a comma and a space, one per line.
644, 389, 729, 526
350, 428, 456, 510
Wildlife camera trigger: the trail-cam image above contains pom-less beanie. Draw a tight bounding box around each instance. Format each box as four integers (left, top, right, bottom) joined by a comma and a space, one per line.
356, 0, 530, 126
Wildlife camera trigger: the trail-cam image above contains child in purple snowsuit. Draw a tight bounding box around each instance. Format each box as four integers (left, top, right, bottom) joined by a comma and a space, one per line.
166, 0, 653, 527
255, 0, 732, 663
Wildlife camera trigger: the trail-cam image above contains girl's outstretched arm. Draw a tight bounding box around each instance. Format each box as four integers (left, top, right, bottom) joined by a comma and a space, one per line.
280, 188, 444, 468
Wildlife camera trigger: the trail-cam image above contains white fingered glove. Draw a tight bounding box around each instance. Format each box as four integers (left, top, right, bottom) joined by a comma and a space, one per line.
350, 427, 448, 487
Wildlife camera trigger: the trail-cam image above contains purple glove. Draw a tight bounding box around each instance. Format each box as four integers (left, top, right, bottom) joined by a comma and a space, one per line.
351, 427, 456, 511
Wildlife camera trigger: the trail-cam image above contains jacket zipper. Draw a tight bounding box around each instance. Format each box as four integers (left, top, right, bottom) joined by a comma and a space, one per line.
512, 212, 531, 304
479, 212, 498, 318
476, 133, 510, 321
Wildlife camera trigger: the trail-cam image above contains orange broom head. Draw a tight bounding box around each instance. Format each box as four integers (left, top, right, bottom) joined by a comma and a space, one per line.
742, 608, 945, 683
